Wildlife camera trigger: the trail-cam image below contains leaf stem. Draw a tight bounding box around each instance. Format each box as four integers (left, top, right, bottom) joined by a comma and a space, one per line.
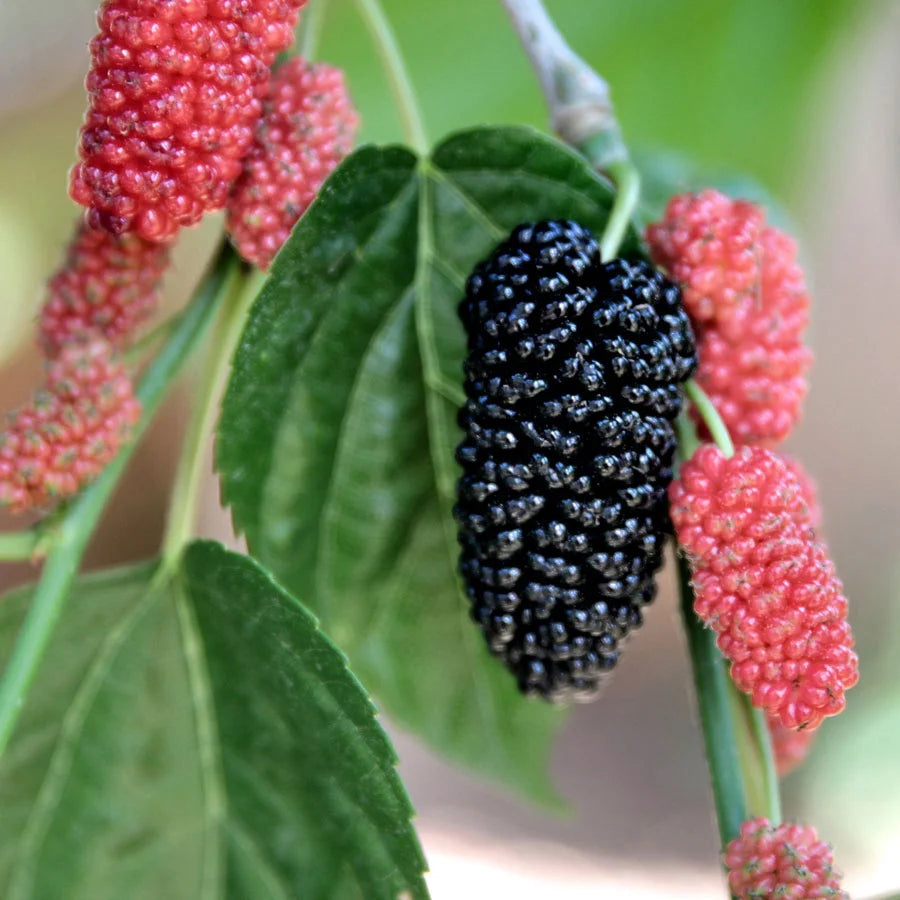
297, 0, 328, 60
159, 263, 258, 567
353, 0, 428, 153
685, 378, 735, 458
498, 0, 629, 169
0, 242, 238, 759
0, 529, 40, 562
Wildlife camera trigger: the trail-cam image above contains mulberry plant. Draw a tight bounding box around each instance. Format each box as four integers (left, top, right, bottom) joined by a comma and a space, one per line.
0, 0, 883, 897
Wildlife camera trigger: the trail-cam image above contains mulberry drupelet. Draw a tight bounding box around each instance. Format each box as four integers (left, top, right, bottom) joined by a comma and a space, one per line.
455, 221, 697, 702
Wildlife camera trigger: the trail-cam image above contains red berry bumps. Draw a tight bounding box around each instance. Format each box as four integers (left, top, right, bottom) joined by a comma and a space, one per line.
646, 189, 764, 324
669, 444, 858, 730
647, 191, 812, 447
69, 0, 307, 242
226, 57, 358, 270
0, 340, 140, 513
724, 817, 847, 899
39, 222, 171, 357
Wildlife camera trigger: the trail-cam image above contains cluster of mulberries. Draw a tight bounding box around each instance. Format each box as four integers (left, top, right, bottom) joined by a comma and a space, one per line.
724, 817, 847, 899
669, 444, 858, 730
39, 221, 171, 357
69, 0, 307, 242
647, 190, 811, 447
455, 221, 697, 701
0, 340, 140, 513
227, 57, 358, 270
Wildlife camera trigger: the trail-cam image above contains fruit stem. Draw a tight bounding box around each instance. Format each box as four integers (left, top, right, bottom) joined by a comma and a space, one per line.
676, 553, 749, 848
499, 0, 629, 170
159, 263, 260, 569
0, 242, 238, 760
598, 160, 640, 261
685, 378, 735, 459
0, 529, 40, 562
354, 0, 428, 154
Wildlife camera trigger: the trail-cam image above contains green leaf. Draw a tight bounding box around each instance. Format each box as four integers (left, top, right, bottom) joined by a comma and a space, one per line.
218, 125, 642, 803
0, 542, 428, 900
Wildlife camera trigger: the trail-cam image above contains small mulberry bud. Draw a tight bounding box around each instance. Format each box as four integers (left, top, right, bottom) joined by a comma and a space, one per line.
724, 817, 848, 899
456, 221, 697, 702
39, 222, 171, 357
226, 58, 358, 270
69, 0, 307, 242
0, 339, 140, 513
769, 714, 818, 777
647, 191, 812, 446
669, 444, 858, 730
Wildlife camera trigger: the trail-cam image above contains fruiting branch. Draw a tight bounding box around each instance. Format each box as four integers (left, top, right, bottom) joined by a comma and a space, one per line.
499, 0, 628, 168
677, 555, 749, 846
0, 243, 241, 759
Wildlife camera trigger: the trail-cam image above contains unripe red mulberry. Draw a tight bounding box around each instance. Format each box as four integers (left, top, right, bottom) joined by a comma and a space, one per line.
0, 340, 140, 513
226, 57, 358, 270
647, 191, 812, 447
724, 817, 847, 899
669, 444, 858, 730
69, 0, 306, 242
769, 714, 817, 777
645, 190, 764, 324
39, 221, 171, 357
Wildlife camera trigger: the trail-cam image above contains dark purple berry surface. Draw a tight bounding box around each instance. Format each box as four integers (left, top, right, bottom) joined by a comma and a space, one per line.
455, 220, 697, 702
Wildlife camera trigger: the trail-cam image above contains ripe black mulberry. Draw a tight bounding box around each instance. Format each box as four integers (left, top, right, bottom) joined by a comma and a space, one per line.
455, 220, 697, 702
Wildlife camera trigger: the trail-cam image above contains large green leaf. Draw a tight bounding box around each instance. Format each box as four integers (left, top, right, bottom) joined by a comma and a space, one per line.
218, 125, 642, 802
0, 542, 428, 900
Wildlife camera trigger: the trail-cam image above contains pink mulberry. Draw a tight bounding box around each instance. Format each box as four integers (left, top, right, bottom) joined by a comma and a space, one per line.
669, 444, 858, 730
226, 57, 358, 270
0, 339, 140, 513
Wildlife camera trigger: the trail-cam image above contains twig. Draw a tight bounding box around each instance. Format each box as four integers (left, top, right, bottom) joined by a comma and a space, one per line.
499, 0, 629, 169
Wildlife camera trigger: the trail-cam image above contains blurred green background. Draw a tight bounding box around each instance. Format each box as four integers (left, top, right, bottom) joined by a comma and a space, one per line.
1, 0, 897, 895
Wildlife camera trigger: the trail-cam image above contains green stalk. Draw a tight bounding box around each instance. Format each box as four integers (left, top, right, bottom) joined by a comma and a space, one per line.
0, 243, 240, 759
159, 264, 260, 568
599, 160, 640, 261
685, 378, 735, 458
353, 0, 428, 153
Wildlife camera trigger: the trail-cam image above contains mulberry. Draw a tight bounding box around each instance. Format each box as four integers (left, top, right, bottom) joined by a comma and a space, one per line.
69, 0, 306, 242
0, 339, 140, 513
647, 191, 812, 447
669, 444, 858, 730
645, 189, 764, 325
456, 221, 697, 702
227, 57, 358, 270
724, 817, 847, 899
39, 221, 171, 357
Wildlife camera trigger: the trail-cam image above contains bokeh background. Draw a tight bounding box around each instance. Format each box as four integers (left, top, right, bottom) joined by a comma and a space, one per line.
1, 0, 898, 896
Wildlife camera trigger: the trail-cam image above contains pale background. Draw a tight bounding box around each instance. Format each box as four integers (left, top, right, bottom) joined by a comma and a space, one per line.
0, 1, 898, 896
